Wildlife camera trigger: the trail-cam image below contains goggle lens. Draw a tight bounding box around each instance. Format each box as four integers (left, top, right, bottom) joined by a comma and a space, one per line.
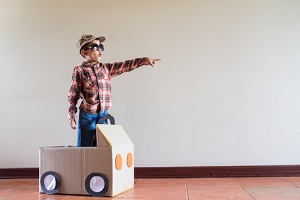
88, 43, 104, 51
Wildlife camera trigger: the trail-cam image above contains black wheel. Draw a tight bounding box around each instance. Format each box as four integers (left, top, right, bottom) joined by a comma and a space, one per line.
40, 171, 61, 194
85, 173, 109, 197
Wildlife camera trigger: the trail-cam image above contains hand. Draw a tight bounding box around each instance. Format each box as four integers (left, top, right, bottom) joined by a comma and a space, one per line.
69, 117, 77, 130
147, 58, 161, 67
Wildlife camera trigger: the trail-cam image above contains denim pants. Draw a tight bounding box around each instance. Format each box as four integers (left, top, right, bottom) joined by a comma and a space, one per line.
77, 109, 108, 147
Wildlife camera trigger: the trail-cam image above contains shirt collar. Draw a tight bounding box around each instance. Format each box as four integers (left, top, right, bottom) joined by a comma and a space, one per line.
82, 62, 101, 68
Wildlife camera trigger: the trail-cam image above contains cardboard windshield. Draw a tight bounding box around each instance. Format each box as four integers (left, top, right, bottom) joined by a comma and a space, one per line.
96, 124, 133, 147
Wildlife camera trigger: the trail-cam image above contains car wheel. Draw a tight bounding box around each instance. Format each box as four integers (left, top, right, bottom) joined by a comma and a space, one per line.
40, 171, 61, 194
85, 173, 109, 197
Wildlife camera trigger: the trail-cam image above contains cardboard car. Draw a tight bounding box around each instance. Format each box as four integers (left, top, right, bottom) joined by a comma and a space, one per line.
39, 115, 134, 197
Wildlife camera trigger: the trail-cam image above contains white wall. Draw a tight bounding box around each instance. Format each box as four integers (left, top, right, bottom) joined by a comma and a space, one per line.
1, 0, 300, 168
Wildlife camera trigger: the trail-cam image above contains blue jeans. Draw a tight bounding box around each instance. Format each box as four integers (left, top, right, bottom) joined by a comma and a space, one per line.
77, 109, 108, 147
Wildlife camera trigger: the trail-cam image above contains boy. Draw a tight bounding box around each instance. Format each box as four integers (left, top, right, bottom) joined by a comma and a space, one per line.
68, 34, 160, 147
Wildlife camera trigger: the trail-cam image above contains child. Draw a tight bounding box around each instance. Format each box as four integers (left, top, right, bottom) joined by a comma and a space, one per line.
68, 34, 160, 147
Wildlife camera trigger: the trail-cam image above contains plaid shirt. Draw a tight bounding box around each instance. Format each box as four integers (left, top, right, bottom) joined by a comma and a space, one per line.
68, 57, 149, 120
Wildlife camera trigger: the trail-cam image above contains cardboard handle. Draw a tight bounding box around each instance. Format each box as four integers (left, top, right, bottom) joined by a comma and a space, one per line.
99, 114, 115, 125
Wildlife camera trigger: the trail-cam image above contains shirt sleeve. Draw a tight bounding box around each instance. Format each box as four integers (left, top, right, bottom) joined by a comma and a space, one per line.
68, 66, 82, 120
106, 57, 149, 78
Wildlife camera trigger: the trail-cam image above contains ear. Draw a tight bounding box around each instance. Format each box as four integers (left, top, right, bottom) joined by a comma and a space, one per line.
81, 49, 87, 58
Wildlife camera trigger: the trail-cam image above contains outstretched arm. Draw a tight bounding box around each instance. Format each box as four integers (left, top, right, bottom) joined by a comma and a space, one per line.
107, 57, 161, 78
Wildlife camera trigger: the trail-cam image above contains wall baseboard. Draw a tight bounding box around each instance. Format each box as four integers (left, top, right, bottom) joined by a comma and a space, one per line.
1, 165, 300, 179
0, 168, 38, 179
134, 165, 300, 178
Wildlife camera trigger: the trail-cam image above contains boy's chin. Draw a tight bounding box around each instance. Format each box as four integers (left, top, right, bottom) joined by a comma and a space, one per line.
89, 58, 101, 63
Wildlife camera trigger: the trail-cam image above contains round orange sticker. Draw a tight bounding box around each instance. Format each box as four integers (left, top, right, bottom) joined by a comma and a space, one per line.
115, 154, 122, 170
127, 153, 133, 168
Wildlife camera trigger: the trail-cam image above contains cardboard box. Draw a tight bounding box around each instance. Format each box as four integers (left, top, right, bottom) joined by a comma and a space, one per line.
39, 124, 134, 197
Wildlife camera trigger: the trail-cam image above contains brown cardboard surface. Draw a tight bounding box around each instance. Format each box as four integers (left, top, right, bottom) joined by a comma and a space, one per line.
40, 147, 114, 195
55, 147, 82, 194
81, 147, 113, 195
39, 124, 134, 197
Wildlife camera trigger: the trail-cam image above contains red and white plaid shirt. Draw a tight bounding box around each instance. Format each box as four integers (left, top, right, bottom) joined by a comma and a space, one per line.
68, 57, 149, 120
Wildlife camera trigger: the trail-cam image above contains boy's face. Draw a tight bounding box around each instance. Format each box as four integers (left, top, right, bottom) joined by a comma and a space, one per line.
81, 39, 103, 63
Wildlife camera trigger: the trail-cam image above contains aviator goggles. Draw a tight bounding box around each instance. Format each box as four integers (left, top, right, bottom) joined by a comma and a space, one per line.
85, 43, 104, 51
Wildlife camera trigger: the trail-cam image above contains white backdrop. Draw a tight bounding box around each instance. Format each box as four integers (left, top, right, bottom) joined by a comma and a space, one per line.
1, 0, 300, 168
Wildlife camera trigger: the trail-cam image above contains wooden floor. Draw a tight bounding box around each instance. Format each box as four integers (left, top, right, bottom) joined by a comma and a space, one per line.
1, 177, 300, 199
